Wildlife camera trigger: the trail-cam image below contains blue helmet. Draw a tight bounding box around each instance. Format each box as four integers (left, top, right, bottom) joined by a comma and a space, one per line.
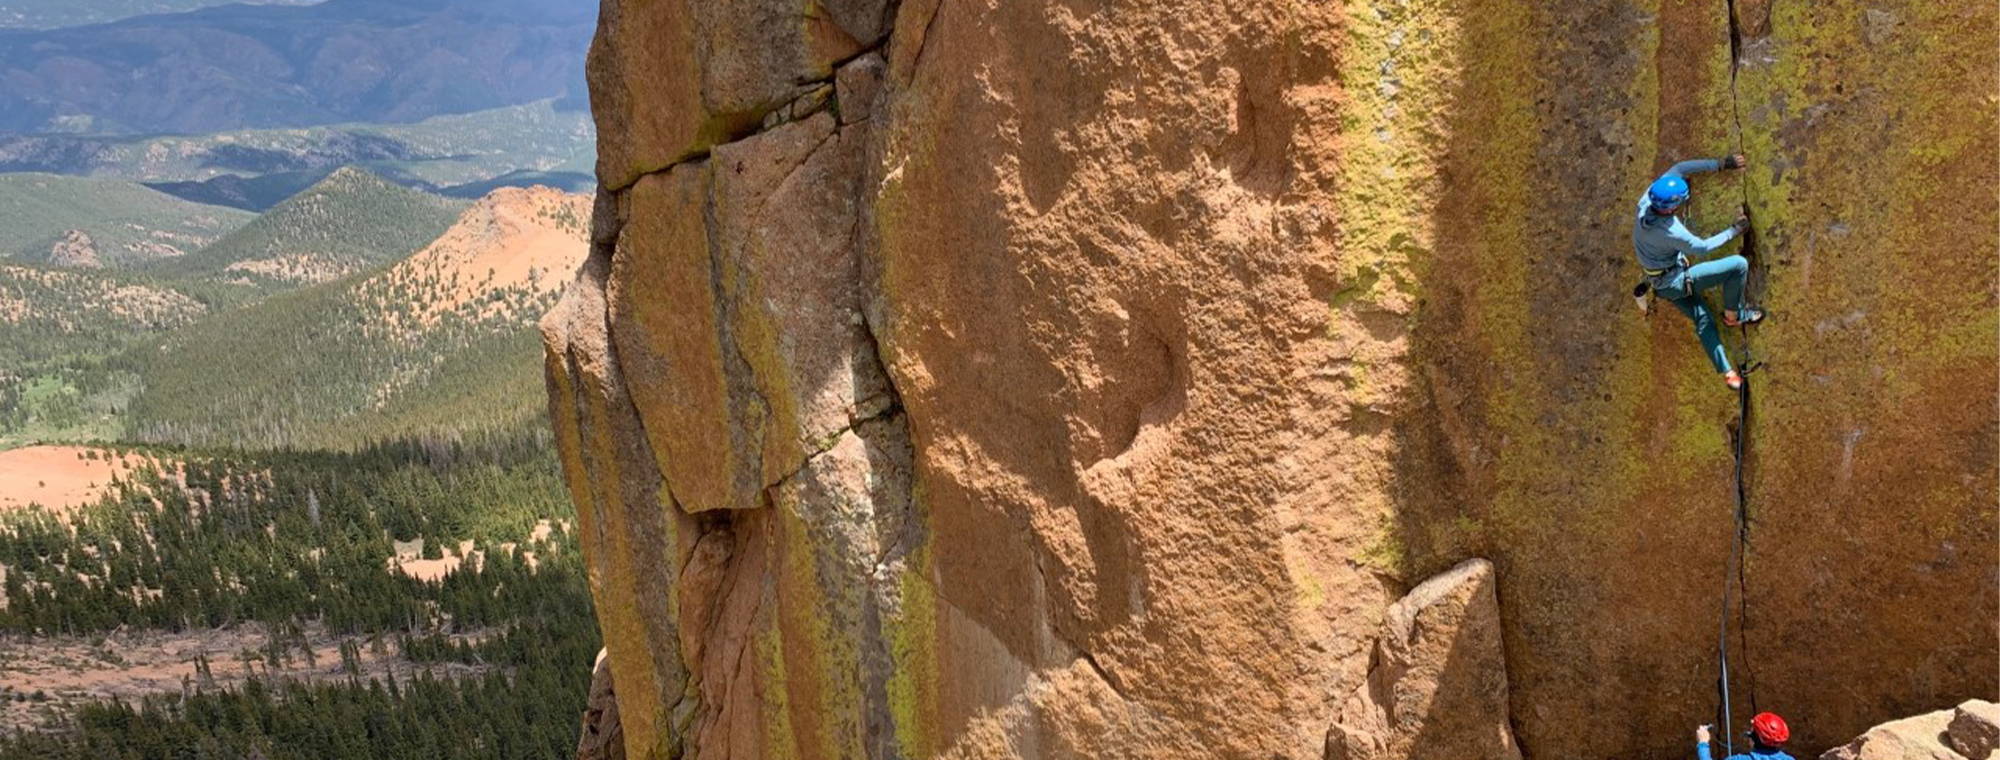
1648, 175, 1690, 211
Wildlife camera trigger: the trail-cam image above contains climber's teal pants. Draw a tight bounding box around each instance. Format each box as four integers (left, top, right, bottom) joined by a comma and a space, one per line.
1656, 255, 1749, 374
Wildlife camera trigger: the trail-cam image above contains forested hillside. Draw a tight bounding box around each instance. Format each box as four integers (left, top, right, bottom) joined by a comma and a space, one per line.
0, 0, 604, 755
0, 432, 598, 759
151, 167, 465, 300
0, 168, 483, 447
1, 101, 594, 206
128, 187, 588, 449
0, 179, 599, 755
0, 264, 200, 445
0, 174, 251, 265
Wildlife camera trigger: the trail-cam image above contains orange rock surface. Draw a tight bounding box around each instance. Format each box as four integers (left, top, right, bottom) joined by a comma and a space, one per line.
546, 1, 1997, 758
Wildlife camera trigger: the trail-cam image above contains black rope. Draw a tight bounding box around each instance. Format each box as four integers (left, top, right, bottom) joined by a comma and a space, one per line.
1718, 322, 1762, 756
1718, 466, 1741, 757
1735, 324, 1760, 713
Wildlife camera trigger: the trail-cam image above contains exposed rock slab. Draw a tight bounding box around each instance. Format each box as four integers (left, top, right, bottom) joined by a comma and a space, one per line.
1329, 559, 1520, 760
46, 229, 101, 269
542, 233, 696, 759
576, 649, 627, 760
607, 112, 881, 515
1821, 702, 2000, 760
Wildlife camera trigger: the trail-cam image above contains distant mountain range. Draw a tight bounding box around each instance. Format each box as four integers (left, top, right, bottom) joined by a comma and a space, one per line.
145, 166, 595, 211
0, 99, 595, 205
0, 0, 313, 30
0, 0, 593, 134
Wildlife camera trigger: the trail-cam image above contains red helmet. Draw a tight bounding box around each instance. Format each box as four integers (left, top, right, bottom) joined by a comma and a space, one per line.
1751, 712, 1791, 746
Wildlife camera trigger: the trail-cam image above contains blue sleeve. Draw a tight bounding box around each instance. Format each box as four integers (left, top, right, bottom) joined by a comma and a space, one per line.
1665, 217, 1738, 254
1697, 741, 1714, 760
1667, 158, 1724, 177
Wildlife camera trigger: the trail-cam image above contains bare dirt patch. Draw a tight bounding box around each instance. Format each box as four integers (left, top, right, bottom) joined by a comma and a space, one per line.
0, 623, 495, 733
365, 186, 590, 331
0, 446, 159, 516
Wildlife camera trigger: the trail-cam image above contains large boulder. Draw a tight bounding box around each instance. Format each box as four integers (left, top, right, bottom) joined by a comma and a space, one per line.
1329, 559, 1520, 760
1948, 701, 2000, 760
1821, 701, 2000, 760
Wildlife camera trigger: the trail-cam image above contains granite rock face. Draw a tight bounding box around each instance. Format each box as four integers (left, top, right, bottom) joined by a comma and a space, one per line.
547, 0, 1998, 757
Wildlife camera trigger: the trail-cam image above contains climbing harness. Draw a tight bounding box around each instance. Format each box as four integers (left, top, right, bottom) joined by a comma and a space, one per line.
1715, 321, 1762, 757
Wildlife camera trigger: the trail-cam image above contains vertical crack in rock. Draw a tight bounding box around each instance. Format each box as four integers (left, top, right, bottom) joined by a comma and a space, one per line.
1723, 0, 1758, 552
544, 197, 709, 760
1722, 0, 1766, 728
850, 156, 918, 760
1725, 0, 1758, 240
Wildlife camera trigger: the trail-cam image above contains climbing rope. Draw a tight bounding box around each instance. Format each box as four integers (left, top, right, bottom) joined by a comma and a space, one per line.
1717, 321, 1762, 756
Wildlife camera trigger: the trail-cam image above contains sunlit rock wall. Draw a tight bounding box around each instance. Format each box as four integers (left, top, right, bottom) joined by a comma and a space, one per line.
545, 0, 1997, 757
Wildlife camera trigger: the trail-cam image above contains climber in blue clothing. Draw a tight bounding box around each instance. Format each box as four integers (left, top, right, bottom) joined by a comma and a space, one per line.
1697, 712, 1794, 760
1633, 154, 1764, 390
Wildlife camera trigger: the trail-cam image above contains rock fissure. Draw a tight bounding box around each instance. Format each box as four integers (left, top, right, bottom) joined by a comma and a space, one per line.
829, 30, 895, 81
760, 400, 904, 497
608, 66, 862, 192
1726, 0, 1758, 243
896, 0, 944, 84
1722, 0, 1764, 722
1075, 648, 1128, 702
697, 171, 775, 513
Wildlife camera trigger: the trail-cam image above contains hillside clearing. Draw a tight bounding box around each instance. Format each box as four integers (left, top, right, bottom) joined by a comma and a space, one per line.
0, 446, 156, 516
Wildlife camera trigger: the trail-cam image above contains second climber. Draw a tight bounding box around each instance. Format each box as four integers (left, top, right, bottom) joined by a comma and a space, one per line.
1696, 713, 1794, 760
1632, 154, 1765, 390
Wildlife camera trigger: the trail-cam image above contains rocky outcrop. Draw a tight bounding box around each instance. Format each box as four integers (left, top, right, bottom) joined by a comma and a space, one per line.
1949, 702, 2000, 760
45, 230, 101, 269
548, 0, 1997, 758
1821, 701, 2000, 760
578, 650, 627, 760
1329, 559, 1519, 760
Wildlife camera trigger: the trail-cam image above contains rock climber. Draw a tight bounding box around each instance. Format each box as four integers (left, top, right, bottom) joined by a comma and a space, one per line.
1696, 712, 1793, 760
1632, 154, 1764, 390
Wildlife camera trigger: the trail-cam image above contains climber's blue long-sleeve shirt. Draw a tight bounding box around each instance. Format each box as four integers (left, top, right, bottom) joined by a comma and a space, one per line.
1697, 742, 1795, 760
1633, 158, 1738, 273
